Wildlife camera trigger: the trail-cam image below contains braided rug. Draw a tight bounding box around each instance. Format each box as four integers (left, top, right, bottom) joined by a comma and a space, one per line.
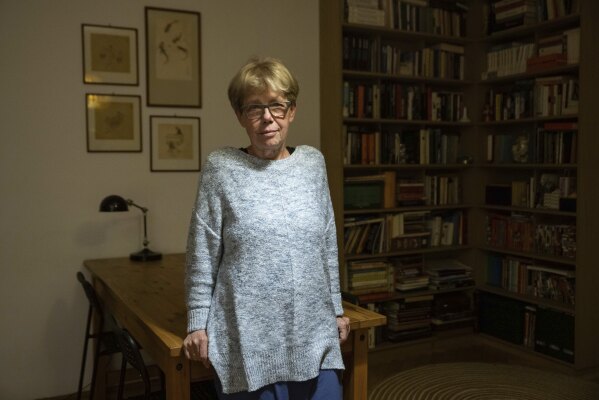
370, 362, 599, 400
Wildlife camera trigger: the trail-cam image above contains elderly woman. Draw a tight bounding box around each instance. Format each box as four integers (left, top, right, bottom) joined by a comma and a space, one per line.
183, 57, 350, 400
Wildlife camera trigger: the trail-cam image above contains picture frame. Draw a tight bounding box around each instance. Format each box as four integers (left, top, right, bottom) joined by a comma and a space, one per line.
81, 24, 139, 85
150, 116, 201, 171
145, 7, 202, 108
86, 94, 142, 152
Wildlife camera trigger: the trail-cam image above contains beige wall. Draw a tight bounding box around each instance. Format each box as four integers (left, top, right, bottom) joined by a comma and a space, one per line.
0, 0, 320, 398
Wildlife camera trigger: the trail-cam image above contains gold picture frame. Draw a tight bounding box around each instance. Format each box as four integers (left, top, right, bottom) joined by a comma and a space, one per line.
145, 7, 202, 107
82, 24, 139, 85
86, 94, 142, 152
150, 116, 200, 171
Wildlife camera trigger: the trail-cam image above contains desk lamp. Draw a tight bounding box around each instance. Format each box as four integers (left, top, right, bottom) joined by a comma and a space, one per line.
99, 195, 162, 261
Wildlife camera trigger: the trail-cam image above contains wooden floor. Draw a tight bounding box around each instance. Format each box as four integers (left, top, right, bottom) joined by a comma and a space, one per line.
367, 330, 599, 396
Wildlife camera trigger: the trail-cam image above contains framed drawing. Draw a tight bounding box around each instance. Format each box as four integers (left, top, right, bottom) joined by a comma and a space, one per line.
150, 116, 200, 171
145, 7, 201, 107
81, 24, 139, 85
86, 94, 142, 152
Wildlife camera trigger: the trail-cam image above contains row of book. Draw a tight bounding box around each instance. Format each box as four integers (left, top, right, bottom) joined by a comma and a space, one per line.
345, 256, 473, 295
345, 0, 468, 37
486, 174, 576, 210
343, 81, 467, 121
486, 213, 576, 258
478, 292, 574, 362
482, 75, 578, 121
482, 17, 579, 79
486, 122, 578, 164
344, 126, 461, 165
379, 42, 465, 79
487, 254, 575, 305
344, 210, 465, 255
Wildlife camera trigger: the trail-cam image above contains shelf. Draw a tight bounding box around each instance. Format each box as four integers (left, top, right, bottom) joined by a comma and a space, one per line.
345, 204, 471, 215
478, 285, 575, 315
349, 285, 476, 305
343, 23, 470, 44
346, 245, 470, 261
344, 163, 471, 170
480, 246, 576, 266
479, 14, 580, 43
476, 114, 578, 126
343, 70, 473, 85
480, 205, 576, 218
478, 333, 575, 366
474, 163, 577, 170
344, 117, 472, 126
370, 326, 475, 353
481, 64, 579, 84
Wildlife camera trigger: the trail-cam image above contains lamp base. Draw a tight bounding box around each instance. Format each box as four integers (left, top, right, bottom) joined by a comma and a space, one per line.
130, 248, 163, 262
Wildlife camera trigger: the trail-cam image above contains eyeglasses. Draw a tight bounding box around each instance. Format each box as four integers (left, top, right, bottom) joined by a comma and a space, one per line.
241, 101, 293, 120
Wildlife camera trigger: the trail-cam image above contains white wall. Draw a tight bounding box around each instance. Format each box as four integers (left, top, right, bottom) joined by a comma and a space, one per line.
0, 1, 320, 398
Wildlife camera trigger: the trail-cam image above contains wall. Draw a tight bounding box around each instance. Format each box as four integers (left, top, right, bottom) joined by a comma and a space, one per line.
0, 0, 320, 398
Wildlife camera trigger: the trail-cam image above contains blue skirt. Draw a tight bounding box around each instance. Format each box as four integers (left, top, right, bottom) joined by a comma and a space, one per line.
215, 369, 342, 400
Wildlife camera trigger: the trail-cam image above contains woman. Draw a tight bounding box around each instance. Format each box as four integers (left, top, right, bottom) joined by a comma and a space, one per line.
183, 57, 350, 399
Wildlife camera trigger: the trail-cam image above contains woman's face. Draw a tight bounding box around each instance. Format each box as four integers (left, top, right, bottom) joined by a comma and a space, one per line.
236, 89, 296, 155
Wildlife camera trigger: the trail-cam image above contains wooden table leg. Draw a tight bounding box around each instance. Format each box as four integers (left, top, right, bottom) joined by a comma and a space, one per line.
345, 328, 369, 400
164, 356, 190, 400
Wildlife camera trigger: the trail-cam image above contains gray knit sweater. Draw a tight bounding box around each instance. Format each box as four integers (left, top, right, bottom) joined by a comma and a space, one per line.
185, 145, 345, 394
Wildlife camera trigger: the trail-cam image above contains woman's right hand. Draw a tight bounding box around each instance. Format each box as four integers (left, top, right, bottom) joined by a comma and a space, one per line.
183, 329, 210, 368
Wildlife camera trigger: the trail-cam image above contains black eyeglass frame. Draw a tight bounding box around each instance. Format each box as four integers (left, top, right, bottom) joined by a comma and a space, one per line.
240, 101, 294, 120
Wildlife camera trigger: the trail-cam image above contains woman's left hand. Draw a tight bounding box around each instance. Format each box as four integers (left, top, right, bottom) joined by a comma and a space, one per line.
337, 316, 350, 344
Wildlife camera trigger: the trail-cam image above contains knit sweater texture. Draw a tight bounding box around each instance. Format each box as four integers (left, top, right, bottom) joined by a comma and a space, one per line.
185, 145, 345, 394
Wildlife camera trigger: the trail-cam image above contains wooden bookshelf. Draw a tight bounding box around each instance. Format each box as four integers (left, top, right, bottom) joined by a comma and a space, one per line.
321, 0, 599, 370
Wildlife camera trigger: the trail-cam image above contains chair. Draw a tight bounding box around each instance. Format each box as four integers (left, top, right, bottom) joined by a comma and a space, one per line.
115, 327, 218, 400
76, 271, 121, 400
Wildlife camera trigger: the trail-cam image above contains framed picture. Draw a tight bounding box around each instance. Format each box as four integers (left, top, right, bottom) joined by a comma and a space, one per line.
81, 24, 139, 85
86, 94, 142, 152
145, 7, 201, 107
150, 116, 200, 171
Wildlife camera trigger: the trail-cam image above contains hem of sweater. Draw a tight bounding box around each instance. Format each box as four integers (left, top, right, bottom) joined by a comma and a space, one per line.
212, 337, 344, 394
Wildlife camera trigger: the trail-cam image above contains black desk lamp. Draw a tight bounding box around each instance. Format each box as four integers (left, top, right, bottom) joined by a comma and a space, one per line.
99, 195, 162, 261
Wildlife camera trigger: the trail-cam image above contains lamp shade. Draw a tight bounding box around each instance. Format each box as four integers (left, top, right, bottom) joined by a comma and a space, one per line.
99, 195, 129, 212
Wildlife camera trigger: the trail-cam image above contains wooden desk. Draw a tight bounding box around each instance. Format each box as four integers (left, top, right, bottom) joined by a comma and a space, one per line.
84, 254, 385, 400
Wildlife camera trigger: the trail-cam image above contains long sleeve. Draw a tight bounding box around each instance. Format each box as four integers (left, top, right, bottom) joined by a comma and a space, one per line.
322, 171, 344, 317
185, 157, 224, 332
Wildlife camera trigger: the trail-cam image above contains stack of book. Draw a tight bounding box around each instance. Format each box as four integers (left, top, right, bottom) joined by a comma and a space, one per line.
396, 179, 426, 206
489, 0, 538, 34
346, 259, 393, 295
390, 255, 429, 291
345, 0, 386, 27
383, 295, 433, 341
389, 211, 431, 250
426, 258, 474, 290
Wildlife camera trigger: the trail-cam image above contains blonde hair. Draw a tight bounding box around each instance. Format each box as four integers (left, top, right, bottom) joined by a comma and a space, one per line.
227, 57, 299, 112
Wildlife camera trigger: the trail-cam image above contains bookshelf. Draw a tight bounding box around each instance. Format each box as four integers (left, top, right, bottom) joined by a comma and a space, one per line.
320, 0, 599, 370
321, 0, 477, 349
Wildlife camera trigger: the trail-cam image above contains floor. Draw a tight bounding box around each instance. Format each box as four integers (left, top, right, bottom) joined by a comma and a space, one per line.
367, 330, 599, 396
